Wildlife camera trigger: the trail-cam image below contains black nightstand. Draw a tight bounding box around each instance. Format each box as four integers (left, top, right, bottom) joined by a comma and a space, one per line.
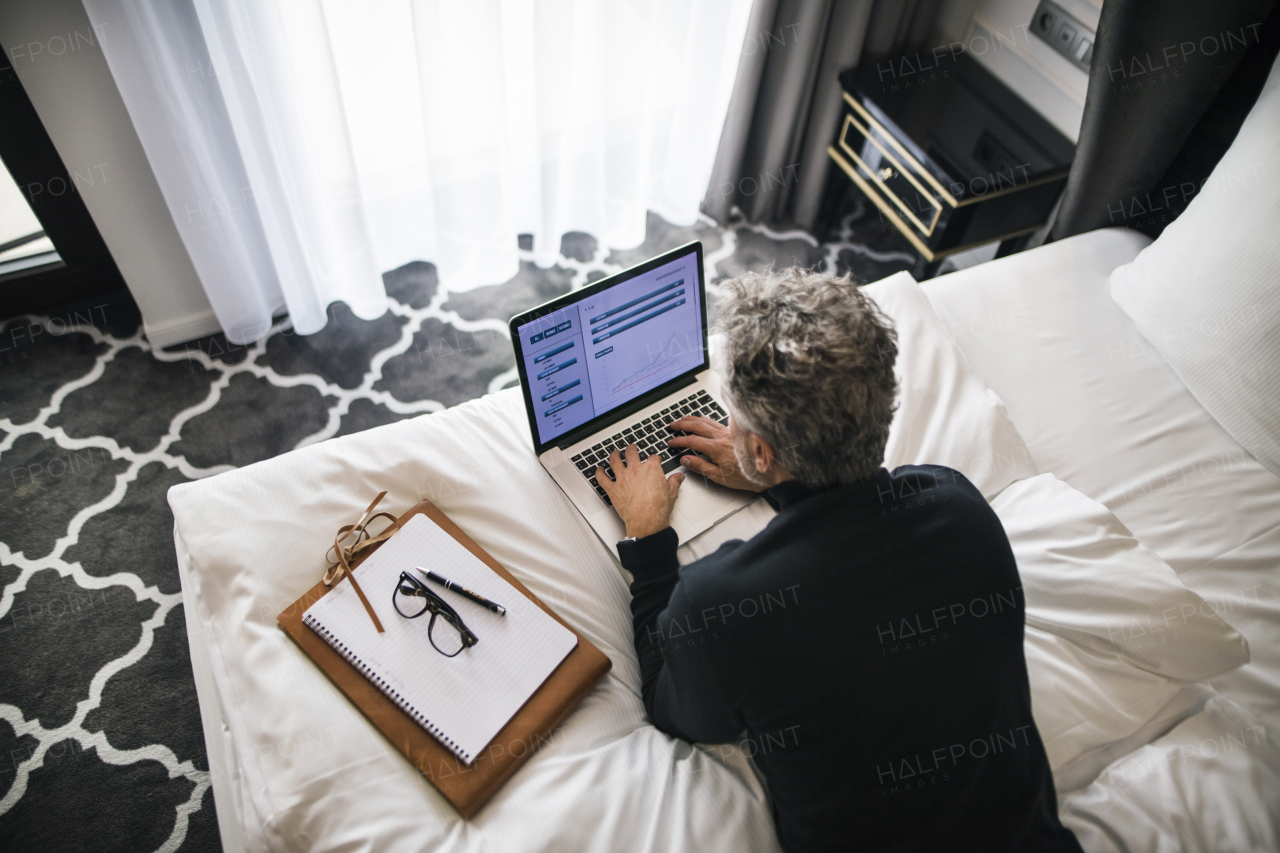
825, 53, 1074, 277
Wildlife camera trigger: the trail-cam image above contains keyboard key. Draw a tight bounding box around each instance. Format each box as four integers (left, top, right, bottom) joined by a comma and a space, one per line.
575, 460, 588, 470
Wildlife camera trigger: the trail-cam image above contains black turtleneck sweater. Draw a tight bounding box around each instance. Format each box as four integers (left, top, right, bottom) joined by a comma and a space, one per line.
619, 465, 1082, 853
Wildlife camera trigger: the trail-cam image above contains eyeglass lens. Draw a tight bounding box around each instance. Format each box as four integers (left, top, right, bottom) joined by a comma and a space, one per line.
428, 614, 466, 656
393, 573, 473, 657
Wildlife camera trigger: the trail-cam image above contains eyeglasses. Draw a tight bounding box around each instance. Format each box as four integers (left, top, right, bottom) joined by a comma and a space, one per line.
392, 571, 479, 657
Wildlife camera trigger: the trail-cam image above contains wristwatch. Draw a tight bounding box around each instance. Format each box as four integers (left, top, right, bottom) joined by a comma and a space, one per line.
617, 536, 638, 546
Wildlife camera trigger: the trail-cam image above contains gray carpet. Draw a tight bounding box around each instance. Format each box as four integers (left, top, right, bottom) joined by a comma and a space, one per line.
0, 207, 915, 852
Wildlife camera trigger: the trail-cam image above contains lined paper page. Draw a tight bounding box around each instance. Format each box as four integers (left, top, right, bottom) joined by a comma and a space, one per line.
303, 514, 577, 764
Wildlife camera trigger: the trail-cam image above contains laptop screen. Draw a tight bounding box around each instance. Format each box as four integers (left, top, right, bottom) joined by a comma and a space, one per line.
511, 243, 707, 450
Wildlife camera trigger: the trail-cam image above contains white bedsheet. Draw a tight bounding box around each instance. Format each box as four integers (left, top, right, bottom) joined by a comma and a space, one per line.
176, 390, 781, 853
1059, 695, 1280, 853
921, 229, 1280, 746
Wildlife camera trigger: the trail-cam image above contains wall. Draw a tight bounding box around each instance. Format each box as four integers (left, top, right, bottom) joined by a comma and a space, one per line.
935, 0, 984, 44
965, 0, 1101, 141
0, 0, 218, 346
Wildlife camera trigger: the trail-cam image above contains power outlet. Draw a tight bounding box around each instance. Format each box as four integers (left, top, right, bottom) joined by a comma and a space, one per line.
1030, 0, 1094, 73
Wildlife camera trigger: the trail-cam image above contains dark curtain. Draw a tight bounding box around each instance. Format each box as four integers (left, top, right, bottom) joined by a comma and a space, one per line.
1050, 0, 1279, 241
703, 0, 943, 232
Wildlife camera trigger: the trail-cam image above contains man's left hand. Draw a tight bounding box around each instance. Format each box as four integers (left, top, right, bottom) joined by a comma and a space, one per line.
596, 444, 684, 539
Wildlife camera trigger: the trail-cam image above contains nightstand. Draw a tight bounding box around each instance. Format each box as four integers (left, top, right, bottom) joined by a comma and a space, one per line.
825, 53, 1074, 278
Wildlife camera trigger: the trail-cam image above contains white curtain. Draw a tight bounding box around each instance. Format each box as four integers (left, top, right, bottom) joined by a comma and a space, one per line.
82, 0, 754, 344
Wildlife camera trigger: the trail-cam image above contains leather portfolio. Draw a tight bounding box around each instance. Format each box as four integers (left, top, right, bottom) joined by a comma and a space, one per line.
278, 498, 612, 818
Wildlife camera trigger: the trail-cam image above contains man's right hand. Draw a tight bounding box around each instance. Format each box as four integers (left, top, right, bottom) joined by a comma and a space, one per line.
666, 415, 767, 493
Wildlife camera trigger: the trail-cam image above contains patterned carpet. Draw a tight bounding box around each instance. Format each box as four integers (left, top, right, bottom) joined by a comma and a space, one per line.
0, 206, 915, 852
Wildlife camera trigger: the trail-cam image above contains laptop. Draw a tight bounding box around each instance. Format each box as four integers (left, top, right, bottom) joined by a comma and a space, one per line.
509, 241, 756, 553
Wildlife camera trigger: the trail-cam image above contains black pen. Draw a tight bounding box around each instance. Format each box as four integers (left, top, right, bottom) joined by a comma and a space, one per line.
416, 568, 507, 616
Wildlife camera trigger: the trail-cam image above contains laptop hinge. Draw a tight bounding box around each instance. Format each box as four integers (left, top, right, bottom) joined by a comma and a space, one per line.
554, 373, 697, 451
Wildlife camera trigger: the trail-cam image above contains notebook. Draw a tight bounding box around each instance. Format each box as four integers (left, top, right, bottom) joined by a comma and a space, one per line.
302, 513, 578, 764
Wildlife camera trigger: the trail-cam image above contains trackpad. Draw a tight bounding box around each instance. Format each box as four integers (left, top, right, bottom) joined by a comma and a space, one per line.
675, 475, 744, 525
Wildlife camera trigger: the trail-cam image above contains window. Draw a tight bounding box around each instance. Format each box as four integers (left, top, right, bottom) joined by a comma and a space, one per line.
0, 41, 124, 318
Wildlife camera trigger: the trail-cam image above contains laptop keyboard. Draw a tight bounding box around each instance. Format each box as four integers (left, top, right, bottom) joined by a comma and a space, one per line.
570, 391, 729, 507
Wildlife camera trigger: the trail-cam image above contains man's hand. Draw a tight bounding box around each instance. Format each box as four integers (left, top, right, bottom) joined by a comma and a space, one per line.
596, 444, 684, 539
667, 416, 767, 493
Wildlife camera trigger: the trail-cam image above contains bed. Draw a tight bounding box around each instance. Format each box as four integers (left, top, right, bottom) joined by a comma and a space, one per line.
174, 56, 1280, 853
921, 231, 1280, 851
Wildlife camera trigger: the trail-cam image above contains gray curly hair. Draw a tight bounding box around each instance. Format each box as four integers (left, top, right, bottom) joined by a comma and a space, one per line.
716, 268, 898, 488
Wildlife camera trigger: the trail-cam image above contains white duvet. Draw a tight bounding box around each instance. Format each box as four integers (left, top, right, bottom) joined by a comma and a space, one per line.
172, 275, 1272, 852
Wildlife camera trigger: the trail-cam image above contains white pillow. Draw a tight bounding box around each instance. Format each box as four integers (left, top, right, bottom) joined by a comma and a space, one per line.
1022, 627, 1205, 784
864, 272, 1039, 498
994, 474, 1250, 682
1110, 53, 1280, 479
992, 474, 1250, 780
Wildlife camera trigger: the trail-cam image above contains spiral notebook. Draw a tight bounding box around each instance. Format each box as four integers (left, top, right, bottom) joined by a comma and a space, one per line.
302, 514, 578, 764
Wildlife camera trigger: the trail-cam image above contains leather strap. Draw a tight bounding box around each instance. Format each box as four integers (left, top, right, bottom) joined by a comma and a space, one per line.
323, 491, 400, 632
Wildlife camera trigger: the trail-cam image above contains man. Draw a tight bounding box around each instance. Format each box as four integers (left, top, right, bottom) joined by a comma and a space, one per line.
596, 269, 1082, 853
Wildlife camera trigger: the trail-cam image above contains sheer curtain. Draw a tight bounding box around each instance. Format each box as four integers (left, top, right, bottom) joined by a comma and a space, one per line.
83, 0, 754, 343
